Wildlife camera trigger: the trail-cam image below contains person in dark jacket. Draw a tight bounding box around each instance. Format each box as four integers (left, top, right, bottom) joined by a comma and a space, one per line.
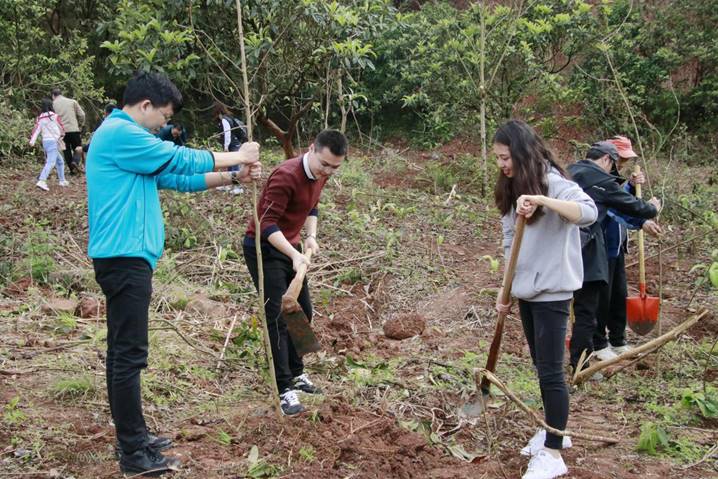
567, 141, 660, 372
156, 122, 187, 146
593, 136, 662, 360
213, 102, 248, 194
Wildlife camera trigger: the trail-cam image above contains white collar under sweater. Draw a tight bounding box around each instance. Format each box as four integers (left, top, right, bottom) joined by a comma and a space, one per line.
302, 153, 316, 180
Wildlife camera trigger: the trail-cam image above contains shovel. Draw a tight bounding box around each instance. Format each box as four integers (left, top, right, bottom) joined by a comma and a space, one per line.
626, 165, 660, 335
281, 248, 322, 356
460, 215, 526, 418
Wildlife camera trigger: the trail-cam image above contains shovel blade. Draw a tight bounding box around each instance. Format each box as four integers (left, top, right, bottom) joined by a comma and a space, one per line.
284, 310, 321, 356
626, 295, 660, 336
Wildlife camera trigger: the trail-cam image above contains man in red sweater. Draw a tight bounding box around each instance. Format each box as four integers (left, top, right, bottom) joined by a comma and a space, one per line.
243, 129, 347, 415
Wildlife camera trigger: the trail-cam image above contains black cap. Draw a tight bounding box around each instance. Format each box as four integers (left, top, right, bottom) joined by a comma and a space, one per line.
589, 141, 619, 163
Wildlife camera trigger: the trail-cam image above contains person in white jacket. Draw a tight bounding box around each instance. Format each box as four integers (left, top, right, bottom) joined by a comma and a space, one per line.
29, 98, 68, 191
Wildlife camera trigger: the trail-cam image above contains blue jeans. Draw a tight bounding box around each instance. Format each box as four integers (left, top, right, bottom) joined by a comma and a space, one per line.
39, 139, 66, 181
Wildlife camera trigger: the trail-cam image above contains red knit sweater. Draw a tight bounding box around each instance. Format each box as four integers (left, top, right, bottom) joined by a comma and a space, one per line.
245, 156, 326, 245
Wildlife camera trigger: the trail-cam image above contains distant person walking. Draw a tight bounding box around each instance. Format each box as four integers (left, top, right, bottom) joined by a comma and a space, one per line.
74, 103, 118, 168
52, 87, 86, 174
213, 102, 248, 194
29, 98, 68, 191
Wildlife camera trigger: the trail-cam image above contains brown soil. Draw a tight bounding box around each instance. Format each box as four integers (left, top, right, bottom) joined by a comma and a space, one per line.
1, 155, 716, 479
383, 313, 427, 340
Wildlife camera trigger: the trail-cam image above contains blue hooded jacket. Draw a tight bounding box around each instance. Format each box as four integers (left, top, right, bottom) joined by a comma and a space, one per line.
603, 183, 647, 259
86, 109, 214, 268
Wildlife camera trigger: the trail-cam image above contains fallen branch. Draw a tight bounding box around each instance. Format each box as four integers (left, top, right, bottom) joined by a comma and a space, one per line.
682, 443, 718, 470
217, 314, 239, 369
0, 369, 36, 376
602, 352, 648, 380
148, 317, 218, 359
573, 310, 709, 385
477, 369, 619, 444
312, 251, 386, 273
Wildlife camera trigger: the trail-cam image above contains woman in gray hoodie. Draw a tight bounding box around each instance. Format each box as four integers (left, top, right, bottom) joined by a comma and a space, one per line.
493, 120, 597, 479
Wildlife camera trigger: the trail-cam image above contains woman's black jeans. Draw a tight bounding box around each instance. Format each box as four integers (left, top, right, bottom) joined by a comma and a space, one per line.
518, 299, 570, 450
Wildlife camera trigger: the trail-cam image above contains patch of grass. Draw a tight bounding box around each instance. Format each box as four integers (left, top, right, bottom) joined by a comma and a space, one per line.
51, 375, 96, 400
20, 218, 55, 283
335, 267, 363, 286
337, 156, 372, 189
216, 430, 232, 446
54, 312, 77, 334
3, 396, 27, 426
142, 371, 186, 406
344, 355, 401, 388
298, 445, 316, 462
246, 445, 282, 478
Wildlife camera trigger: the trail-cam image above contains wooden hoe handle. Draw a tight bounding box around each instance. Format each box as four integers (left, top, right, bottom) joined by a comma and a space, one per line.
481, 215, 527, 391
282, 249, 314, 310
634, 165, 646, 289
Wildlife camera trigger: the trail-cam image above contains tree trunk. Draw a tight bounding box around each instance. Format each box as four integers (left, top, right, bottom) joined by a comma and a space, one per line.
256, 113, 296, 158
479, 0, 488, 197
338, 74, 348, 134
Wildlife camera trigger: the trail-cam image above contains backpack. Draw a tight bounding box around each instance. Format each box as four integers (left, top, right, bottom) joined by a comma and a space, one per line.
227, 116, 248, 144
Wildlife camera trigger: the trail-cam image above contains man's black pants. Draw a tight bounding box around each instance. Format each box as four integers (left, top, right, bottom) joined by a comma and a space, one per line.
570, 281, 603, 369
594, 253, 628, 350
243, 242, 312, 393
63, 131, 82, 172
93, 257, 152, 454
519, 299, 570, 450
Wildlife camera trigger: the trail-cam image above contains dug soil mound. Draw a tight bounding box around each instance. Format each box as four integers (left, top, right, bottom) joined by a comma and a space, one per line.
383, 313, 427, 340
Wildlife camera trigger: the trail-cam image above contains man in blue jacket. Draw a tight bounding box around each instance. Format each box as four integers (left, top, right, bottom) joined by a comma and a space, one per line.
87, 71, 261, 475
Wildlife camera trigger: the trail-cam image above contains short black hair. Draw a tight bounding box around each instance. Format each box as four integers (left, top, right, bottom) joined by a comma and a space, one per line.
40, 98, 54, 113
104, 103, 117, 115
51, 88, 61, 97
586, 148, 608, 161
314, 129, 347, 157
122, 71, 183, 113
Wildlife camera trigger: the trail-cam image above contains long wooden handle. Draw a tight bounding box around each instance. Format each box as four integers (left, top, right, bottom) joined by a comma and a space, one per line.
284, 248, 314, 303
481, 215, 527, 390
499, 215, 526, 304
634, 164, 646, 292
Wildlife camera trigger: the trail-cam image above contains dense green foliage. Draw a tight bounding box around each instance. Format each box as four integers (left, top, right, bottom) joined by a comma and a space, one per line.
1, 0, 716, 158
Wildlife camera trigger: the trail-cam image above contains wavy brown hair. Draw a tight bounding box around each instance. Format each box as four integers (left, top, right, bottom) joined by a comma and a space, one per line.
493, 119, 566, 224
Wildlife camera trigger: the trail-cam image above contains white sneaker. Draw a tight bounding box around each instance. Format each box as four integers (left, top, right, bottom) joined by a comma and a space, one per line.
292, 373, 322, 394
58, 180, 70, 187
520, 429, 572, 456
594, 346, 618, 362
612, 344, 632, 355
279, 388, 305, 416
522, 449, 568, 479
35, 180, 49, 191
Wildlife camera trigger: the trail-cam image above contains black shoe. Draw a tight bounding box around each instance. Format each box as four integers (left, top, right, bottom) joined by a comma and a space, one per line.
292, 373, 322, 394
116, 433, 172, 459
148, 433, 172, 450
280, 389, 305, 416
119, 446, 179, 476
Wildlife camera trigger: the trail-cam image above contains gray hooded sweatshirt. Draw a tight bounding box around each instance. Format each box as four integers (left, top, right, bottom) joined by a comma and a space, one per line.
501, 167, 597, 302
